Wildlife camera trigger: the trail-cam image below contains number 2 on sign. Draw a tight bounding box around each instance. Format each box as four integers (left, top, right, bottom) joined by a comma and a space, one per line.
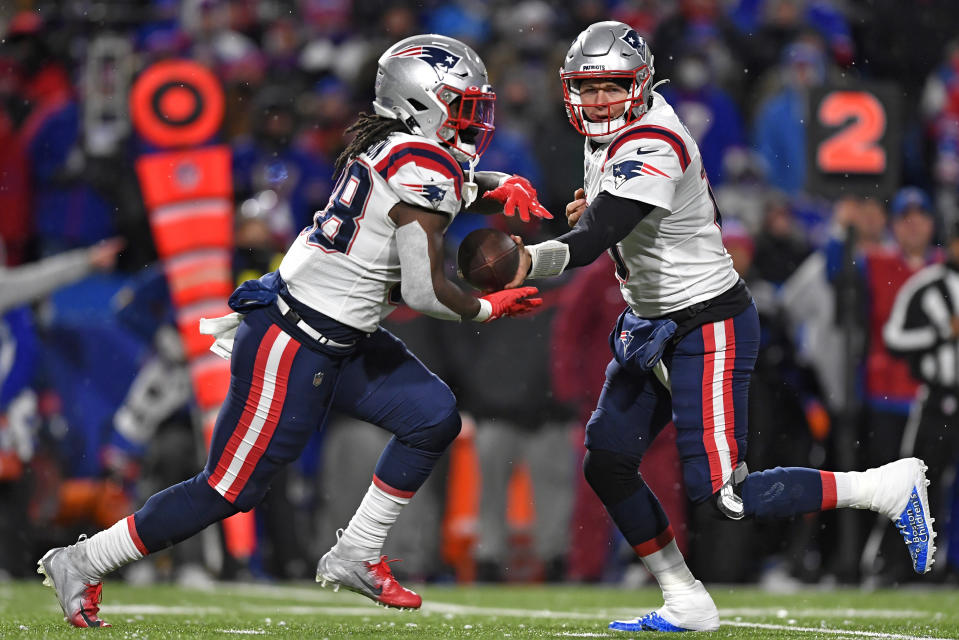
816, 90, 887, 174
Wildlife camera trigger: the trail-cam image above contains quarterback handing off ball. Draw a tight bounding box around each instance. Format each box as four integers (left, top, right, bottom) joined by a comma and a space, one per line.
457, 228, 521, 292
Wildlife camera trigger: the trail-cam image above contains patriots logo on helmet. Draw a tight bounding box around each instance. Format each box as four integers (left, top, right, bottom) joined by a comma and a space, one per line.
612, 159, 668, 187
619, 29, 648, 58
401, 182, 448, 207
391, 45, 462, 78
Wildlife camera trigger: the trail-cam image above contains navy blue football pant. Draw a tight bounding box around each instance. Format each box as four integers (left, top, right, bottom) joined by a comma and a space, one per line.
584, 303, 833, 556
133, 305, 460, 553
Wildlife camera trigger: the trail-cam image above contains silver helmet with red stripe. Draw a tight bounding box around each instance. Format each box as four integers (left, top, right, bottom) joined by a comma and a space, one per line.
561, 21, 655, 143
373, 34, 495, 163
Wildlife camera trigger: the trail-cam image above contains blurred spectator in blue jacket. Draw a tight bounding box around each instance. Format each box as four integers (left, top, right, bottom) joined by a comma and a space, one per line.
920, 40, 959, 227
10, 14, 116, 255
753, 38, 828, 196
652, 0, 760, 102
729, 0, 854, 68
0, 237, 122, 578
659, 48, 746, 185
232, 85, 334, 242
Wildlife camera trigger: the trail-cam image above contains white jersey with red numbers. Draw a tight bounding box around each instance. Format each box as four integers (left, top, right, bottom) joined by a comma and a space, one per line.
583, 92, 738, 317
279, 132, 463, 332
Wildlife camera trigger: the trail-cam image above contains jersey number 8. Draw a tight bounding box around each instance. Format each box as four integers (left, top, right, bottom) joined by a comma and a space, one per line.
307, 161, 373, 254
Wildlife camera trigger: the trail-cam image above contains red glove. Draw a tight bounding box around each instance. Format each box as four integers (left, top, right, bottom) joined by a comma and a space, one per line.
482, 175, 554, 222
477, 286, 542, 322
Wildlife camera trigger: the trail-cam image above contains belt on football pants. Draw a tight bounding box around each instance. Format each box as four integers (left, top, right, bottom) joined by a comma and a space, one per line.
276, 297, 354, 349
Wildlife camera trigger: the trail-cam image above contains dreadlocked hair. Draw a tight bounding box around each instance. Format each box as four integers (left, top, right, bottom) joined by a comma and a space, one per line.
335, 113, 410, 177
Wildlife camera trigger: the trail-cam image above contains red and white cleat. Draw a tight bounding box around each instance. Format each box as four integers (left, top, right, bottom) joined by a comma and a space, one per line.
316, 550, 422, 610
37, 538, 110, 628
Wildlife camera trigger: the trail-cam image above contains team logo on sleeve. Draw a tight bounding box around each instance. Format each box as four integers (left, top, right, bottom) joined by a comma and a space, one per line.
401, 182, 448, 208
390, 45, 462, 78
620, 330, 633, 347
612, 159, 668, 187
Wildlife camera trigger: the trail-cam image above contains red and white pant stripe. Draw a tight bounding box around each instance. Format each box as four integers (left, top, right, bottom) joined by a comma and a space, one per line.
207, 325, 299, 502
701, 318, 739, 492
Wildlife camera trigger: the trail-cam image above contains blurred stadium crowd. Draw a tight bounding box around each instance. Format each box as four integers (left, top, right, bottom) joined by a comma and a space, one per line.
1, 0, 958, 591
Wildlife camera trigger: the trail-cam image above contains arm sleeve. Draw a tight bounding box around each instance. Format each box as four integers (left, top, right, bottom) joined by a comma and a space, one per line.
395, 221, 462, 321
556, 192, 654, 269
0, 249, 95, 314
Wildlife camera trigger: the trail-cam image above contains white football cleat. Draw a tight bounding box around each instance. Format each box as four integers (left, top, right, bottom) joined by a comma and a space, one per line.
869, 458, 936, 573
37, 536, 110, 628
316, 548, 422, 610
609, 580, 720, 633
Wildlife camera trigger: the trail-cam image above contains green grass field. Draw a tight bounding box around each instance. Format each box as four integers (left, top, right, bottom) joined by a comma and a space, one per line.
2, 580, 958, 639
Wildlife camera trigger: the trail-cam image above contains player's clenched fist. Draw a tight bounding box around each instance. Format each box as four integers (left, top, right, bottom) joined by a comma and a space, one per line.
566, 187, 587, 227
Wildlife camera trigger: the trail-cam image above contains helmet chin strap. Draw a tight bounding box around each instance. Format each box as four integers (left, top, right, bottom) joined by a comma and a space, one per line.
448, 143, 476, 164
462, 155, 480, 207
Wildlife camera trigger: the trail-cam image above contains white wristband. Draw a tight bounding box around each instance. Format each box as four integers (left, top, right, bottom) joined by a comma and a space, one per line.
472, 297, 492, 322
526, 240, 571, 279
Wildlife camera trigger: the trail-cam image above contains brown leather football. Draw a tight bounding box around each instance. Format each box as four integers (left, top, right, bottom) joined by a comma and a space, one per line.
456, 228, 521, 292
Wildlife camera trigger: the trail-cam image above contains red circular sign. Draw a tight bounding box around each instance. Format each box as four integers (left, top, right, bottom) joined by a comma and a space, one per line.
130, 60, 224, 148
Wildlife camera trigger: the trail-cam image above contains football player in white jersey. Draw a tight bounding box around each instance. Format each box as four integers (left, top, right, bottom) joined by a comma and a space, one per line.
509, 21, 936, 633
37, 34, 549, 627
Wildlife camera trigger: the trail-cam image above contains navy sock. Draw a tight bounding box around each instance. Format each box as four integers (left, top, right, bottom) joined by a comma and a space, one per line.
741, 466, 824, 519
605, 484, 671, 548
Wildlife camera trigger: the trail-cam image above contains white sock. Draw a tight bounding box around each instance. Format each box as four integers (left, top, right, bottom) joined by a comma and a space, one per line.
640, 540, 697, 593
333, 482, 410, 561
83, 516, 146, 578
832, 468, 879, 510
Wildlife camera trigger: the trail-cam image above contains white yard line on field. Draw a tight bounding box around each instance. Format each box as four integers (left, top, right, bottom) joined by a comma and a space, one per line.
722, 620, 954, 640
720, 608, 930, 620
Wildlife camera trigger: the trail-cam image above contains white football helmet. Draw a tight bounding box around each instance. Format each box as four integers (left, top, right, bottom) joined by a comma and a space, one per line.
561, 21, 655, 143
373, 34, 495, 163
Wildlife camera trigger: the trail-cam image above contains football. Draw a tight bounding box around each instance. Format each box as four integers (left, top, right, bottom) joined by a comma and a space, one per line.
457, 228, 521, 292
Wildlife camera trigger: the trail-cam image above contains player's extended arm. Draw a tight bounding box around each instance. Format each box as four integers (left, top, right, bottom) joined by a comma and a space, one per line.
507, 192, 653, 286
464, 171, 553, 221
462, 171, 510, 215
390, 202, 540, 322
